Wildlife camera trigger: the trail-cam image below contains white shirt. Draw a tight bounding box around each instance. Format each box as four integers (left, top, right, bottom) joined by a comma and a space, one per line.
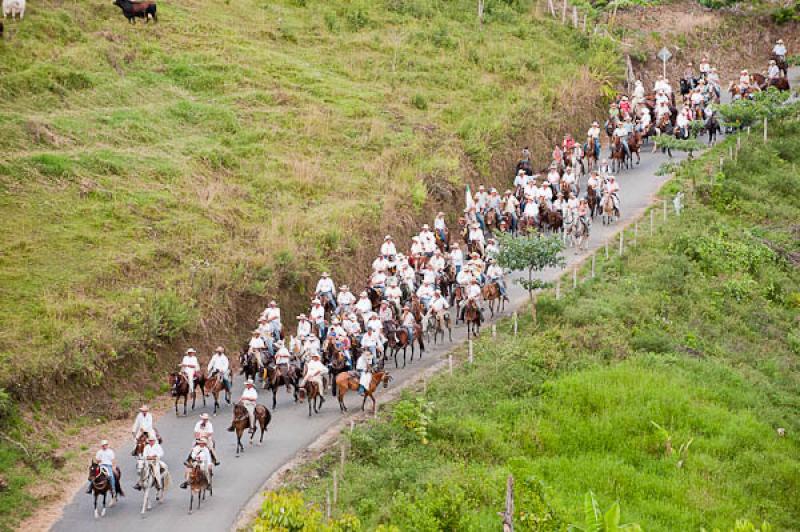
380, 241, 397, 256
241, 387, 258, 403
468, 228, 484, 243
315, 278, 335, 293
306, 359, 327, 378
355, 298, 372, 314
297, 320, 312, 337
194, 421, 214, 437
450, 249, 464, 267
275, 346, 291, 364
773, 44, 786, 56
142, 443, 163, 460
467, 284, 481, 299
487, 264, 503, 279
371, 271, 387, 287
367, 318, 382, 333
182, 355, 198, 370
190, 446, 211, 463
417, 284, 434, 299
96, 448, 115, 465
385, 286, 402, 302
264, 307, 281, 323
356, 354, 372, 372
249, 336, 266, 350
207, 354, 229, 374
430, 296, 449, 313
132, 412, 154, 434
434, 217, 446, 230
310, 305, 325, 321
337, 291, 355, 306
361, 332, 379, 347
456, 270, 473, 285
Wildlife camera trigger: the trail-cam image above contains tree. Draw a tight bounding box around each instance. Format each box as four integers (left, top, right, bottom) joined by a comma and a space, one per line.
495, 232, 565, 324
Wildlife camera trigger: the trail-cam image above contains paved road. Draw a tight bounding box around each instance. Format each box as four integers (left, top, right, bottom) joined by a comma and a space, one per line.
57, 67, 800, 530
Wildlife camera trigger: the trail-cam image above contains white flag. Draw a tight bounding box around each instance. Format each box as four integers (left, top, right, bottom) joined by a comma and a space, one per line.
465, 184, 475, 211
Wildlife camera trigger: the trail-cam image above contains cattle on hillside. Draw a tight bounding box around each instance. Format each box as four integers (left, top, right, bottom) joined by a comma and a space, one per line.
113, 0, 157, 23
2, 0, 26, 20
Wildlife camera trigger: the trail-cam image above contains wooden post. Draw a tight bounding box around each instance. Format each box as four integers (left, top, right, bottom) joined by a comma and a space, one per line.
719, 156, 724, 172
468, 340, 474, 363
663, 199, 667, 221
572, 6, 578, 27
582, 13, 587, 32
449, 354, 453, 374
340, 441, 347, 476
573, 267, 577, 288
650, 209, 654, 235
326, 490, 331, 520
633, 222, 638, 246
333, 470, 338, 506
513, 312, 518, 336
350, 420, 354, 433
591, 255, 595, 278
499, 475, 515, 532
747, 126, 751, 136
492, 324, 497, 338
555, 280, 561, 300
561, 0, 567, 23
605, 241, 609, 258
619, 231, 624, 256
729, 145, 733, 160
764, 117, 768, 143
736, 136, 741, 151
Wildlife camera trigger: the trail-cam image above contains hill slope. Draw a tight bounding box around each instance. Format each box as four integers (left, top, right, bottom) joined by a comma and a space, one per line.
0, 0, 617, 403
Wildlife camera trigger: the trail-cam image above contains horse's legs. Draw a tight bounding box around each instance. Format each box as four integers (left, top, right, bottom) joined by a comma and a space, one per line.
361, 393, 368, 411
308, 398, 312, 417
370, 394, 377, 414
338, 388, 347, 412
191, 390, 196, 410
272, 387, 278, 410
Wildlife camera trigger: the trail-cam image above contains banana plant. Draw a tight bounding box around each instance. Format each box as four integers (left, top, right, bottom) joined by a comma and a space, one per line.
568, 491, 642, 532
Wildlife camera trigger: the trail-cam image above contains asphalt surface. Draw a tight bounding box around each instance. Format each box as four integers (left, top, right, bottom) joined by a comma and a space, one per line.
55, 69, 799, 530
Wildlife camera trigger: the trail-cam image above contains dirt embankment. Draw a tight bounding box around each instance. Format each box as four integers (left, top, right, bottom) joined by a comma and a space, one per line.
616, 1, 798, 90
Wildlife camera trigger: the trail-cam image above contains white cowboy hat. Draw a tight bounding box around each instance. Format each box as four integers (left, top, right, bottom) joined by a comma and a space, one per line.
312, 298, 321, 304
197, 438, 208, 445
360, 291, 367, 297
311, 352, 321, 358
384, 235, 392, 240
777, 39, 784, 43
321, 272, 329, 276
245, 379, 255, 385
100, 439, 109, 446
186, 348, 197, 354
139, 405, 149, 411
269, 300, 277, 306
147, 435, 157, 441
340, 284, 348, 289
215, 346, 225, 352
200, 413, 209, 420
422, 224, 430, 229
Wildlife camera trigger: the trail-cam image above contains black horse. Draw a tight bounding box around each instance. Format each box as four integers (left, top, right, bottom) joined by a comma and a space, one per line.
239, 350, 260, 384
264, 360, 300, 409
704, 113, 721, 145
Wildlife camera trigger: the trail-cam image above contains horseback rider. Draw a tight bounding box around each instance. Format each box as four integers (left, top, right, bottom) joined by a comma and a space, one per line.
355, 349, 374, 396
434, 212, 448, 246
604, 176, 621, 213
310, 298, 326, 339
355, 292, 372, 320
587, 121, 601, 160
360, 327, 382, 359
131, 404, 156, 449
194, 413, 220, 466
381, 235, 397, 257
450, 243, 464, 274
133, 435, 165, 491
180, 348, 199, 392
181, 438, 212, 489
419, 224, 437, 258
261, 300, 282, 340
460, 277, 484, 321
88, 439, 120, 495
377, 300, 393, 322
698, 55, 711, 80
612, 120, 630, 158
315, 272, 337, 312
400, 305, 416, 345
768, 59, 780, 81
336, 284, 355, 314
207, 346, 231, 393
486, 258, 509, 301
239, 379, 258, 431
430, 289, 449, 315
302, 352, 327, 396
467, 223, 485, 256
773, 39, 786, 62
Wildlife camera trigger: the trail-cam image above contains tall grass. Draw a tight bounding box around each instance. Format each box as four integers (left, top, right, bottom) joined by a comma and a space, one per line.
284, 114, 800, 530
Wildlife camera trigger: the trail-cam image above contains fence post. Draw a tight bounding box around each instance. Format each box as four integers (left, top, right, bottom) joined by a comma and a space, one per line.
619, 231, 624, 256
423, 376, 427, 395
333, 470, 338, 506
499, 475, 515, 532
555, 280, 561, 300
573, 267, 577, 288
326, 490, 331, 520
350, 420, 354, 433
449, 354, 453, 374
547, 0, 555, 16
340, 441, 347, 476
719, 156, 724, 172
468, 340, 474, 363
605, 241, 609, 258
764, 117, 768, 143
663, 199, 667, 221
650, 209, 654, 235
513, 312, 518, 336
591, 255, 595, 278
729, 145, 733, 160
561, 0, 567, 23
492, 324, 497, 338
582, 13, 587, 32
747, 126, 751, 136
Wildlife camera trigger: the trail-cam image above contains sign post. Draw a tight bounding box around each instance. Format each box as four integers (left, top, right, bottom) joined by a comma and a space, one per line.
657, 47, 672, 79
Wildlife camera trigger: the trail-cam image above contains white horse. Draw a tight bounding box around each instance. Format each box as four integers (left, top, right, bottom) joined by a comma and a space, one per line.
137, 457, 171, 514
2, 0, 25, 19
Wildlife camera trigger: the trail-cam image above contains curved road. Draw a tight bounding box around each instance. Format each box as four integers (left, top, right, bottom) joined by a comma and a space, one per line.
54, 70, 798, 530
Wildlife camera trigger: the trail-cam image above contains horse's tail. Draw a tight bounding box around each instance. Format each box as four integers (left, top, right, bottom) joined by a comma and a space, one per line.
162, 469, 171, 491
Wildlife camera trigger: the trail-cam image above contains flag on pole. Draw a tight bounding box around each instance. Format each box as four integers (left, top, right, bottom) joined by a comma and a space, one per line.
465, 184, 475, 211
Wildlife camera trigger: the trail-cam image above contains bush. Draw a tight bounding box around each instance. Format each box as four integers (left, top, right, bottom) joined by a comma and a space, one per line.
411, 93, 428, 110
253, 490, 361, 531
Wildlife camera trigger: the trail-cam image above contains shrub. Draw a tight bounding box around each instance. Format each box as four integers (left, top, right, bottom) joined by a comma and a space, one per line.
411, 93, 428, 110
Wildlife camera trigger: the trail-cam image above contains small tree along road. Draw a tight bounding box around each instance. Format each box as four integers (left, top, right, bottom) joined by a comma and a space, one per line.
495, 232, 565, 324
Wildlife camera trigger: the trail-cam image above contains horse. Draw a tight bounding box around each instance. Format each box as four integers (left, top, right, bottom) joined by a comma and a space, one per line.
131, 430, 162, 457
385, 320, 424, 368
319, 292, 336, 316
569, 213, 591, 252
464, 299, 482, 338
136, 457, 170, 514
325, 346, 349, 397
452, 285, 465, 318
187, 460, 211, 514
169, 372, 199, 416
601, 193, 618, 225
704, 113, 721, 145
265, 362, 299, 409
335, 370, 392, 414
435, 228, 450, 252
610, 137, 628, 173
88, 461, 121, 519
297, 379, 325, 416
481, 282, 504, 318
426, 310, 452, 344
767, 77, 791, 92
228, 402, 271, 455
587, 186, 600, 219
484, 208, 499, 233
239, 349, 260, 384
204, 371, 231, 415
367, 286, 383, 311
772, 53, 789, 78
627, 132, 642, 165
584, 137, 598, 173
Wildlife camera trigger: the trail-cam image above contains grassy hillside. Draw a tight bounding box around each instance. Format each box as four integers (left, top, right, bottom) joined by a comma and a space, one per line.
273, 110, 800, 530
0, 0, 619, 405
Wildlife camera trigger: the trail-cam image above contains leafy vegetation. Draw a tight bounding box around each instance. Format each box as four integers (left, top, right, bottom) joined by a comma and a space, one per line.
283, 109, 800, 530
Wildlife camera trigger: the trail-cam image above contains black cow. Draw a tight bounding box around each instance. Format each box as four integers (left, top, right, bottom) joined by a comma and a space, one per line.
113, 0, 157, 23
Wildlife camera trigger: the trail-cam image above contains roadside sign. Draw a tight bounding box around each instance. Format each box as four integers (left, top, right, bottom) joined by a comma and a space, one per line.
657, 47, 672, 62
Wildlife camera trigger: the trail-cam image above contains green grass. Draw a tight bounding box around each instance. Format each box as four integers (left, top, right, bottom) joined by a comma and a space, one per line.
280, 114, 800, 530
0, 0, 619, 403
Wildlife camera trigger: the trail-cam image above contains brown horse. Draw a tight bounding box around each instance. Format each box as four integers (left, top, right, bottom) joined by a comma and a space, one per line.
628, 132, 642, 165
88, 461, 122, 518
484, 209, 499, 232
204, 372, 231, 415
187, 461, 211, 514
435, 228, 450, 252
228, 402, 271, 455
131, 430, 162, 457
601, 193, 618, 225
265, 363, 299, 409
335, 370, 392, 414
385, 320, 424, 368
428, 310, 452, 344
610, 137, 628, 172
297, 379, 324, 416
464, 299, 482, 338
169, 371, 206, 416
587, 186, 600, 218
482, 282, 505, 318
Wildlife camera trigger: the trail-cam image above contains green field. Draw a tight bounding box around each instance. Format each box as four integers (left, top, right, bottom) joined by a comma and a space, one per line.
273, 110, 800, 530
0, 0, 618, 400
